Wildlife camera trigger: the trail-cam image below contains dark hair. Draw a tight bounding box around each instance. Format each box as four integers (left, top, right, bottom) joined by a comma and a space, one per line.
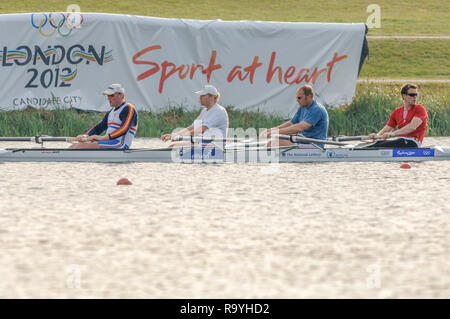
299, 85, 314, 98
401, 83, 417, 95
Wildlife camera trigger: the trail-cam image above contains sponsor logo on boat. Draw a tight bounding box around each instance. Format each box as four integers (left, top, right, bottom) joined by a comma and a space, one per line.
283, 151, 322, 157
176, 146, 224, 162
326, 150, 348, 159
393, 149, 435, 157
380, 150, 391, 156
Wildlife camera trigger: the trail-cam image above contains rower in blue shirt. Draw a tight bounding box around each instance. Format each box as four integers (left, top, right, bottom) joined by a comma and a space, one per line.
260, 85, 329, 147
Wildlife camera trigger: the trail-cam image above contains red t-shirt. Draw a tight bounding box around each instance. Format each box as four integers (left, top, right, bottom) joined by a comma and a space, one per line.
386, 104, 427, 143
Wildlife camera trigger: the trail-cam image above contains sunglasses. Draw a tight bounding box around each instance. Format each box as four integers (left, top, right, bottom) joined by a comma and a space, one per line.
406, 93, 418, 97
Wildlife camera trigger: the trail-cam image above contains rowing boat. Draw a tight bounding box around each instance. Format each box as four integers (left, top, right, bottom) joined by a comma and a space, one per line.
1, 135, 449, 163
1, 145, 449, 163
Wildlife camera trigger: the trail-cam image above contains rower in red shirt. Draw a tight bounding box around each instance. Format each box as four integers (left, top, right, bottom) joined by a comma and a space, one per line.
367, 83, 427, 148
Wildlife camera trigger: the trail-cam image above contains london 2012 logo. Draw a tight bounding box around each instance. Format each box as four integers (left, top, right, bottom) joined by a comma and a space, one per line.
0, 9, 114, 99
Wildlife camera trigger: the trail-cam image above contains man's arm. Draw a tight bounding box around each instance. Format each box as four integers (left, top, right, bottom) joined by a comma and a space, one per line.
377, 125, 394, 136
382, 117, 423, 139
161, 125, 197, 142
86, 113, 108, 136
77, 113, 109, 141
260, 120, 293, 138
277, 121, 312, 135
368, 125, 394, 139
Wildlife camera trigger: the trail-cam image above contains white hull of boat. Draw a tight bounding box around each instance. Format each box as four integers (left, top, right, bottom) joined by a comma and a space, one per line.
1, 146, 450, 163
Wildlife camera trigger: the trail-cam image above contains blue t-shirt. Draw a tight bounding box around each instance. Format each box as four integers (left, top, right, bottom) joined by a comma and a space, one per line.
290, 100, 329, 141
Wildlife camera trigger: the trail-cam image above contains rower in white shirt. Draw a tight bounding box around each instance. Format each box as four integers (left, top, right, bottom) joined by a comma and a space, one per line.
161, 85, 229, 146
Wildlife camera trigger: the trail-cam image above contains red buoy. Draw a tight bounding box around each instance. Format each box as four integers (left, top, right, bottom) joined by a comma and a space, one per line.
117, 178, 132, 185
400, 163, 411, 169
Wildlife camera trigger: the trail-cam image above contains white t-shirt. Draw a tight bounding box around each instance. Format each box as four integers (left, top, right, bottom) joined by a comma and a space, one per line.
192, 104, 229, 140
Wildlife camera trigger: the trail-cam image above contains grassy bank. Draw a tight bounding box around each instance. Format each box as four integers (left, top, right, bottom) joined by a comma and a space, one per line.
1, 1, 449, 78
360, 39, 450, 79
2, 0, 449, 36
1, 83, 448, 137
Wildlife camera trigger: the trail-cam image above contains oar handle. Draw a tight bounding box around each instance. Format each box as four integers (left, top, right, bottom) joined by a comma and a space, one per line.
171, 135, 200, 143
333, 135, 383, 142
275, 134, 348, 146
41, 137, 76, 142
172, 136, 258, 143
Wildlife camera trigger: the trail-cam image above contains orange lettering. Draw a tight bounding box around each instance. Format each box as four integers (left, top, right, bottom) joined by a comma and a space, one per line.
284, 66, 296, 84
190, 64, 204, 79
227, 65, 246, 82
244, 56, 263, 84
159, 61, 181, 93
310, 67, 327, 84
132, 45, 162, 81
294, 68, 309, 84
327, 52, 347, 82
178, 65, 189, 79
266, 52, 282, 84
228, 56, 263, 83
202, 50, 222, 82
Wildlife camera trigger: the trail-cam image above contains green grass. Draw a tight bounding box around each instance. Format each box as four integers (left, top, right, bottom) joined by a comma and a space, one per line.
360, 39, 450, 79
0, 0, 448, 134
0, 107, 99, 136
1, 83, 448, 137
1, 0, 449, 36
1, 1, 448, 79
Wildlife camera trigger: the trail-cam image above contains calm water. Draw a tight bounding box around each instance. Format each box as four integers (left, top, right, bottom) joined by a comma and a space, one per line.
0, 137, 449, 298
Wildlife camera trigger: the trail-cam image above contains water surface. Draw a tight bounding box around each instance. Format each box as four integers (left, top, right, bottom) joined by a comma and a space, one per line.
0, 137, 449, 298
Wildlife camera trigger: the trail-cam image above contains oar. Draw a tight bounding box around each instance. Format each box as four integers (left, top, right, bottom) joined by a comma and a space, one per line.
172, 136, 261, 144
332, 135, 383, 142
274, 134, 349, 146
0, 136, 80, 143
225, 140, 269, 149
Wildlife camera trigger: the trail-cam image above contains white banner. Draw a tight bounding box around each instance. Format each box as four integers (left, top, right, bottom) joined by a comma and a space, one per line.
0, 13, 366, 117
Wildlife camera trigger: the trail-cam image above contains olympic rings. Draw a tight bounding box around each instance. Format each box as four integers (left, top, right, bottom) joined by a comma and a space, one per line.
30, 12, 84, 37
49, 13, 65, 29
39, 17, 56, 37
31, 13, 48, 29
58, 17, 73, 38
66, 12, 84, 29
